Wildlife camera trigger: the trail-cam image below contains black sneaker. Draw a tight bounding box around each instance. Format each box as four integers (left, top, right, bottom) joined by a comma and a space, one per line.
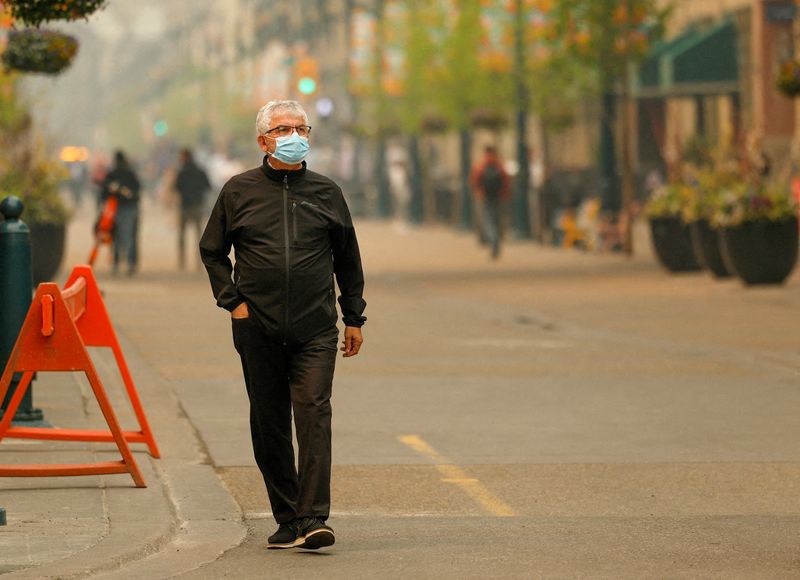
293, 517, 335, 550
267, 521, 298, 549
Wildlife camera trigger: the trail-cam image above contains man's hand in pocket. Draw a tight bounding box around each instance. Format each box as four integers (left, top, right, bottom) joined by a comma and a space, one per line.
231, 303, 249, 319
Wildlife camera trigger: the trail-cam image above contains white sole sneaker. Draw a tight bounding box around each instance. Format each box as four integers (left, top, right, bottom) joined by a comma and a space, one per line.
294, 528, 335, 550
267, 540, 296, 550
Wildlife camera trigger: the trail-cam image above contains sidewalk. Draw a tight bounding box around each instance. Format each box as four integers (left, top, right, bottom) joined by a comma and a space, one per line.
0, 198, 248, 578
0, 283, 244, 577
2, 194, 799, 578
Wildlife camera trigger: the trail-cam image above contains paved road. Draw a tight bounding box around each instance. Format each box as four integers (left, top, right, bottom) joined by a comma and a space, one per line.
6, 195, 800, 578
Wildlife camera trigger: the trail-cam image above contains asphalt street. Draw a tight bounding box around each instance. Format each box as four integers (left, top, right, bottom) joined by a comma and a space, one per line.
2, 195, 799, 578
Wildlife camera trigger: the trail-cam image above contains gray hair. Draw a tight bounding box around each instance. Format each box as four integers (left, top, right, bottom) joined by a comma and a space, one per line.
255, 100, 309, 135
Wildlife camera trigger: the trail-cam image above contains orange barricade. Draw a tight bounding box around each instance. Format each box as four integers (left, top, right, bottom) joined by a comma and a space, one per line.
0, 265, 159, 487
88, 195, 118, 266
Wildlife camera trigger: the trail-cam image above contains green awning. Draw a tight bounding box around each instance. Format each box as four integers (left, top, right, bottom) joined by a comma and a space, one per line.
635, 18, 739, 98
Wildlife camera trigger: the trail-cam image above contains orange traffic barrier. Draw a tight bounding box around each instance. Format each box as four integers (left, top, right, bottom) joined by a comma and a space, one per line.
0, 265, 159, 487
88, 195, 117, 266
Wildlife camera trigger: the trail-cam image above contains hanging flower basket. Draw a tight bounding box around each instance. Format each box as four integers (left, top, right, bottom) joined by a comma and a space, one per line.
776, 60, 800, 98
422, 115, 449, 134
3, 0, 107, 27
2, 29, 78, 75
470, 108, 508, 130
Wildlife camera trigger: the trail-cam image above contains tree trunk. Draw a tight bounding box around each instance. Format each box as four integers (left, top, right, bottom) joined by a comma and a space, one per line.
513, 109, 532, 238
459, 128, 473, 230
600, 90, 621, 212
375, 136, 392, 218
408, 135, 424, 224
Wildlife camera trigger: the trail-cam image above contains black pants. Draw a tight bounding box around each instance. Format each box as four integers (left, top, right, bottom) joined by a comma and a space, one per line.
232, 317, 338, 524
179, 205, 203, 269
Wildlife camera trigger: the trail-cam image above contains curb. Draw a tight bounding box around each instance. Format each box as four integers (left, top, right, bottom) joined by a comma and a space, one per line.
3, 328, 246, 578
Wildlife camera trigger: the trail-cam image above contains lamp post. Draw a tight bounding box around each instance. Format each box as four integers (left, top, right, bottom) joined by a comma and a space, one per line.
369, 0, 392, 218
0, 196, 43, 423
512, 0, 532, 238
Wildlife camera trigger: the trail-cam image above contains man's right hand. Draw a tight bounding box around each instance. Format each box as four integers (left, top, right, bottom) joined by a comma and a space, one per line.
231, 302, 249, 319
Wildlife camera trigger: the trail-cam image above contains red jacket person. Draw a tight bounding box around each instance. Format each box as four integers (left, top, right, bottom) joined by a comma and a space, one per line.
200, 100, 366, 550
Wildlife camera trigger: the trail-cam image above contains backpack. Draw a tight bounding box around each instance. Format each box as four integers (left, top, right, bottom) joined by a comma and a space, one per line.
479, 163, 504, 199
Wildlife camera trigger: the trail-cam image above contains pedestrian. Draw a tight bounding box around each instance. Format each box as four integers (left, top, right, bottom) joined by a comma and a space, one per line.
174, 148, 211, 270
199, 100, 367, 551
66, 160, 87, 207
101, 151, 141, 276
471, 145, 511, 259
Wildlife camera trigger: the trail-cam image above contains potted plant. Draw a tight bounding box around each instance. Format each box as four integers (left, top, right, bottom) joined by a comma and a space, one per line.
0, 72, 70, 283
712, 183, 799, 285
2, 0, 107, 27
645, 182, 702, 272
777, 60, 800, 98
681, 167, 738, 278
0, 145, 70, 284
2, 29, 78, 75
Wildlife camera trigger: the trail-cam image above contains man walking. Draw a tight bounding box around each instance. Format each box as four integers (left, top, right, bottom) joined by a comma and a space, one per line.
199, 100, 366, 550
102, 150, 141, 276
471, 145, 511, 259
174, 148, 211, 269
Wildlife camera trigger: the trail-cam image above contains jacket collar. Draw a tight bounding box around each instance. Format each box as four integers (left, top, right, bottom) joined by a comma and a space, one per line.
261, 155, 307, 183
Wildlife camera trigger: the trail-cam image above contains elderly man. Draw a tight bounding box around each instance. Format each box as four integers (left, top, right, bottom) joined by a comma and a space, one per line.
200, 100, 366, 550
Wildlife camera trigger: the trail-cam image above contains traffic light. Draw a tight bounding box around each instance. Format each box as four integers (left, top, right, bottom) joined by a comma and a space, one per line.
295, 56, 319, 95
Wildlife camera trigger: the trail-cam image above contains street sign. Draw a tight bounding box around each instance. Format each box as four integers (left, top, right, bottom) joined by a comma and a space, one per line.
766, 2, 796, 22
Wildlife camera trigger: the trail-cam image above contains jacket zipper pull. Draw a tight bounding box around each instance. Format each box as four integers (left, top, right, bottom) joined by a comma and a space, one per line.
292, 201, 298, 241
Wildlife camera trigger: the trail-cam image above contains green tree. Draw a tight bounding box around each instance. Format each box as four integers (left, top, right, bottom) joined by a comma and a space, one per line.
436, 0, 492, 230
398, 0, 441, 223
551, 0, 669, 252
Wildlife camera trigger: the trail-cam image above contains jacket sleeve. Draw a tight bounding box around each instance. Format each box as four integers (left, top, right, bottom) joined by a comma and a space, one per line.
199, 186, 244, 312
331, 188, 367, 327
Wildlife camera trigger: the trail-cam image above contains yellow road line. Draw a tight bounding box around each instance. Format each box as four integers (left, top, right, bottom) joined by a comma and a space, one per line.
398, 434, 515, 517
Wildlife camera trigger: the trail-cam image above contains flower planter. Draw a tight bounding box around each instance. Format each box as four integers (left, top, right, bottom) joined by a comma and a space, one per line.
2, 29, 78, 75
719, 217, 799, 285
777, 60, 800, 98
29, 222, 66, 284
4, 0, 107, 27
649, 216, 702, 272
689, 219, 732, 278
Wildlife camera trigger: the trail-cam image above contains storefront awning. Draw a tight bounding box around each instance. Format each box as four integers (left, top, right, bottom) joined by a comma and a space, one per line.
635, 18, 739, 98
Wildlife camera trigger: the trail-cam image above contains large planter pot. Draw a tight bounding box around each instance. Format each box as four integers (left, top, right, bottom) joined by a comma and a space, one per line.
29, 222, 66, 284
719, 217, 799, 285
649, 216, 703, 272
689, 219, 732, 278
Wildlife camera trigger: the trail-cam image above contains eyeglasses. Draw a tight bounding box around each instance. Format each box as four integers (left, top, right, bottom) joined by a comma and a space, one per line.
264, 124, 312, 138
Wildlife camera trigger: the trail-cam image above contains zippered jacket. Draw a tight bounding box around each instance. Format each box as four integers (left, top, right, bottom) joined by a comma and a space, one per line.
199, 156, 366, 343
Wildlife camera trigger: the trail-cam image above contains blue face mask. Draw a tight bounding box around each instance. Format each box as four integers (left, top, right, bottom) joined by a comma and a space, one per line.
271, 133, 310, 165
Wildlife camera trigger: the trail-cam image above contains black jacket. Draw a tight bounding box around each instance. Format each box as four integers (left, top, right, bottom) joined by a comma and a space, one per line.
199, 156, 366, 343
175, 161, 211, 209
101, 164, 141, 210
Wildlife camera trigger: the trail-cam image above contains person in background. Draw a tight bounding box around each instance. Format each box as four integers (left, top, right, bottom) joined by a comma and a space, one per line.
471, 145, 511, 259
174, 148, 211, 270
102, 151, 141, 276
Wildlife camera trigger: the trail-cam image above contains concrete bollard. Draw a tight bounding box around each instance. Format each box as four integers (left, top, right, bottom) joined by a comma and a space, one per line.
0, 196, 43, 422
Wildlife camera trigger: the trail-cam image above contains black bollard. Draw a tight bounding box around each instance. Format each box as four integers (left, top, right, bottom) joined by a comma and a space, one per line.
0, 507, 5, 525
0, 196, 44, 422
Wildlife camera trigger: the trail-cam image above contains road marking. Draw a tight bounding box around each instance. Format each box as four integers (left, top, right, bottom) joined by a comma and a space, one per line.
398, 434, 515, 517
